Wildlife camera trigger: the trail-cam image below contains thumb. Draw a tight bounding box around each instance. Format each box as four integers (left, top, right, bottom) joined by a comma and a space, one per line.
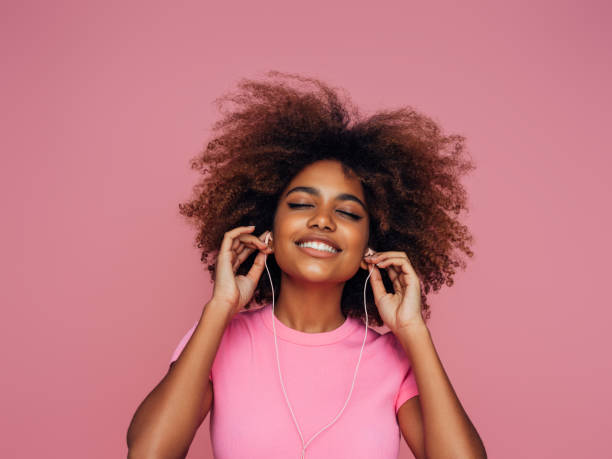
368, 265, 386, 300
245, 250, 268, 286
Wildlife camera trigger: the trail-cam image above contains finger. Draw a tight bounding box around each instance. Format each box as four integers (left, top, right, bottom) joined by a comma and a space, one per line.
367, 252, 408, 262
220, 227, 260, 275
232, 252, 244, 272
231, 233, 264, 252
235, 244, 246, 256
221, 226, 256, 258
232, 232, 271, 270
365, 256, 407, 267
386, 266, 404, 294
375, 258, 417, 296
366, 256, 406, 294
232, 244, 262, 271
375, 257, 413, 276
228, 232, 261, 262
234, 240, 258, 257
239, 233, 269, 248
244, 249, 268, 285
367, 264, 388, 300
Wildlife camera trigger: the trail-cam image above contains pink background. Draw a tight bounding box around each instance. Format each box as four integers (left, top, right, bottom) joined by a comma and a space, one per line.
2, 1, 610, 457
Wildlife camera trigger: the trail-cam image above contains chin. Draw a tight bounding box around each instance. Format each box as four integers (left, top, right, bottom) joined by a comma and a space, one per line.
298, 266, 354, 284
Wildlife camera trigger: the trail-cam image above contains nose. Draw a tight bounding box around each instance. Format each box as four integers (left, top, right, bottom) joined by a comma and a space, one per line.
307, 206, 336, 232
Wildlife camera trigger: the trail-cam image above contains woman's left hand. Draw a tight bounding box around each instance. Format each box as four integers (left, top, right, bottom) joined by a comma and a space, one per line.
364, 251, 425, 332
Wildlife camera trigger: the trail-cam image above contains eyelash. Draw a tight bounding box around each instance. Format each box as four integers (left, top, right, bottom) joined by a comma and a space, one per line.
287, 203, 362, 220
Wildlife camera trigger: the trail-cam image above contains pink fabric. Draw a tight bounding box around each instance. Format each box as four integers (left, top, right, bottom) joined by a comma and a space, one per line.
169, 303, 419, 458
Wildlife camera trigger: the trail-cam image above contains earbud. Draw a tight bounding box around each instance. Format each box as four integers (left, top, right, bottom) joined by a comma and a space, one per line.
264, 232, 272, 246
364, 248, 375, 258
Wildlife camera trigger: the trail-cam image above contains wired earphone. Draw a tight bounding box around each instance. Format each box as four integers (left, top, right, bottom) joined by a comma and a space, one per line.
262, 231, 375, 459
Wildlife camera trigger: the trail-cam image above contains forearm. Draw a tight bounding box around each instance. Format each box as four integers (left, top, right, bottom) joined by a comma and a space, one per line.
127, 299, 233, 458
396, 322, 487, 459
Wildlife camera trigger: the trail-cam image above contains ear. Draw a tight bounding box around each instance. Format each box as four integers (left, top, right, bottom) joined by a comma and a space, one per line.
360, 247, 375, 271
265, 231, 274, 252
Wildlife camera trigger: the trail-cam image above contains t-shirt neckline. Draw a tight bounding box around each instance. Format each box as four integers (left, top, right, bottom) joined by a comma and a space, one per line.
258, 303, 361, 346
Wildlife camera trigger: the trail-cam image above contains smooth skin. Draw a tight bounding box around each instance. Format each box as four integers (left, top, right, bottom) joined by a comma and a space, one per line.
218, 159, 426, 456
132, 159, 483, 458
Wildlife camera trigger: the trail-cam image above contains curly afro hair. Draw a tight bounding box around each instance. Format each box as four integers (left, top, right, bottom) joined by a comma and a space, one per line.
178, 70, 476, 326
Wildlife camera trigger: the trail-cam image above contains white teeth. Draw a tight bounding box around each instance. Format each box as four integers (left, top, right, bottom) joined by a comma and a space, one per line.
297, 241, 338, 253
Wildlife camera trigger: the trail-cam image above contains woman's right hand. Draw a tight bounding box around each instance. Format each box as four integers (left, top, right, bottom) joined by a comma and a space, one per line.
210, 226, 272, 318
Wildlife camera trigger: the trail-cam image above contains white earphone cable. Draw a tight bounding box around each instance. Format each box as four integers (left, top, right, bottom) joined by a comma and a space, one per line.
262, 237, 374, 459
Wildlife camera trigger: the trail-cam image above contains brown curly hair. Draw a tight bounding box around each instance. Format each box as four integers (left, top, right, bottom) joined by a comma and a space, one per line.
178, 70, 476, 326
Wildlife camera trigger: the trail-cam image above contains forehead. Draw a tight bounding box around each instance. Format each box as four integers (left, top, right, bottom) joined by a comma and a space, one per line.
285, 160, 364, 198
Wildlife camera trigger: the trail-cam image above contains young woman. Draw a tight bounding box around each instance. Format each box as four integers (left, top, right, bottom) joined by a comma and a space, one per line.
127, 71, 486, 459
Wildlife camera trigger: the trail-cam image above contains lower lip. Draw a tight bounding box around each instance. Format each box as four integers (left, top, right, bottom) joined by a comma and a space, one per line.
296, 244, 341, 258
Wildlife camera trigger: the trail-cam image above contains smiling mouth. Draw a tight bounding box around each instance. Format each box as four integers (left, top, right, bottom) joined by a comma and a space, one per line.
294, 241, 341, 257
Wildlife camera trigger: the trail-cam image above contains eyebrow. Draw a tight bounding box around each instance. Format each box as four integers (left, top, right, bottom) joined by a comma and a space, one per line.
284, 186, 368, 212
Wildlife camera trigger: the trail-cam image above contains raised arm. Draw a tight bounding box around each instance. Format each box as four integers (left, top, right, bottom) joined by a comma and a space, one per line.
127, 225, 271, 458
126, 300, 232, 458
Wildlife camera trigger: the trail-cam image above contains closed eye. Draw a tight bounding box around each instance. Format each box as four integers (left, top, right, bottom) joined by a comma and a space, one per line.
288, 203, 312, 208
287, 203, 362, 220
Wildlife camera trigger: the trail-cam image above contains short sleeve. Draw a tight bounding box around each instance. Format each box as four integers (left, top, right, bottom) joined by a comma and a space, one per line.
390, 334, 419, 414
169, 320, 213, 382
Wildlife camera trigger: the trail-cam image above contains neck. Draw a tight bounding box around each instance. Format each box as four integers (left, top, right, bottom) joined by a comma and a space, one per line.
273, 272, 347, 333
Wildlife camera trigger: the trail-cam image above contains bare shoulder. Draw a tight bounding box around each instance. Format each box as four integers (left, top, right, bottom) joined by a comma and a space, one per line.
397, 395, 426, 459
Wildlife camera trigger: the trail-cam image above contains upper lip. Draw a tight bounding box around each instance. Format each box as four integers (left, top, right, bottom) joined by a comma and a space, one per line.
295, 234, 342, 251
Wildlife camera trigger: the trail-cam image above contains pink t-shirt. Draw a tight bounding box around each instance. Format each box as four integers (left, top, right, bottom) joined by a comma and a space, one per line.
169, 303, 419, 458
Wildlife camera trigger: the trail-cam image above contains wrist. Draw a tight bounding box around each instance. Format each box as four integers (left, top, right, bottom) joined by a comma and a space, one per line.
204, 298, 236, 325
393, 319, 428, 336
